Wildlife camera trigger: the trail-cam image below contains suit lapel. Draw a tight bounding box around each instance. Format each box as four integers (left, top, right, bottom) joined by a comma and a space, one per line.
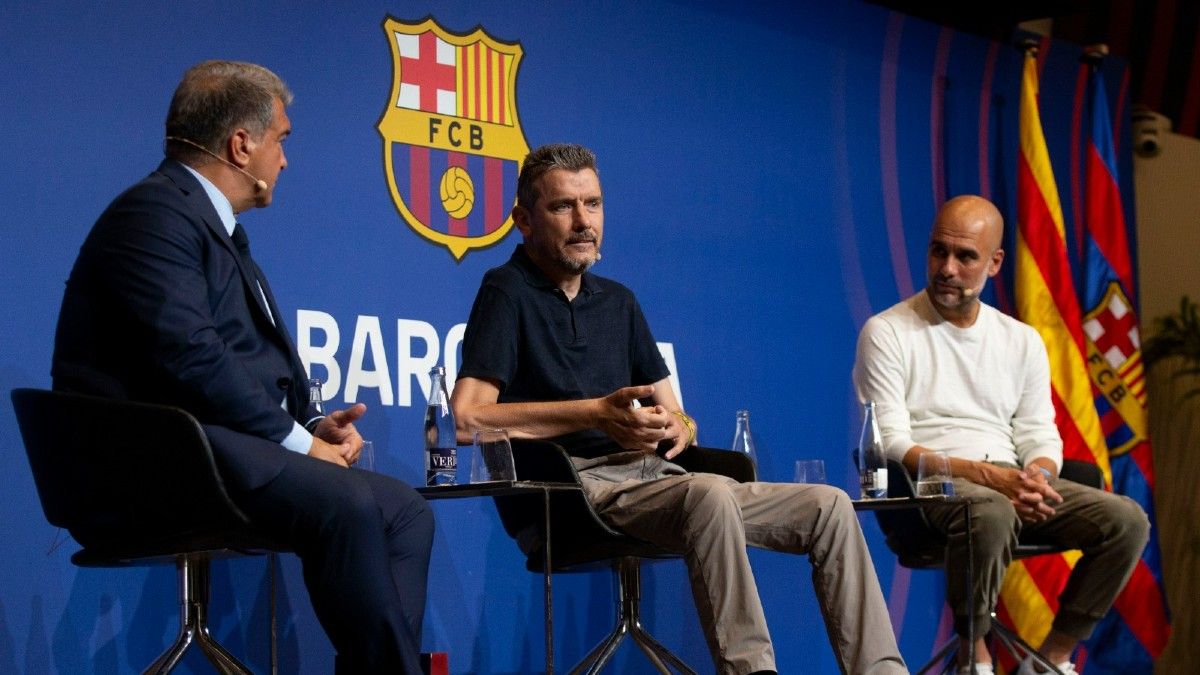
250, 260, 310, 414
157, 160, 288, 346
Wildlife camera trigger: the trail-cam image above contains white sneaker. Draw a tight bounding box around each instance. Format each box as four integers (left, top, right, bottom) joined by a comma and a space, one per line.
956, 664, 994, 675
1015, 655, 1077, 675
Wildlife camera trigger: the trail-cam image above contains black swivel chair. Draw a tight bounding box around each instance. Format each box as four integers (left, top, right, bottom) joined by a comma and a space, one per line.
492, 439, 756, 675
875, 458, 1105, 675
11, 388, 286, 674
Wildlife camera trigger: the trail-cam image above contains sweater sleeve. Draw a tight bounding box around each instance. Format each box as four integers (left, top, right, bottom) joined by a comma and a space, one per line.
1012, 328, 1064, 470
853, 314, 916, 462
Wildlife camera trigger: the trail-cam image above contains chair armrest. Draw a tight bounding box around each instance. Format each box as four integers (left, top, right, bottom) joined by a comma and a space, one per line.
508, 438, 582, 483
673, 446, 756, 482
495, 438, 639, 562
885, 459, 918, 498
1059, 459, 1104, 489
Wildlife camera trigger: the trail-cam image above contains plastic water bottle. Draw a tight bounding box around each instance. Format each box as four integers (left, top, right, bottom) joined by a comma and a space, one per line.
423, 366, 457, 486
857, 400, 888, 499
307, 377, 326, 415
731, 409, 760, 478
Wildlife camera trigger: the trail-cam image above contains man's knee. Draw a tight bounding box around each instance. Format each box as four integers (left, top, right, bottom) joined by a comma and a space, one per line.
977, 502, 1020, 530
1108, 495, 1150, 554
810, 487, 862, 541
964, 494, 1019, 553
813, 485, 854, 521
405, 494, 435, 544
317, 473, 381, 530
681, 474, 740, 522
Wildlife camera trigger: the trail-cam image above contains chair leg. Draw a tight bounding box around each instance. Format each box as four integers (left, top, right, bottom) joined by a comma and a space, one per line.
571, 628, 627, 675
915, 634, 958, 675
623, 559, 694, 675
143, 554, 253, 675
569, 558, 631, 675
569, 558, 696, 675
913, 615, 1065, 675
989, 618, 1063, 675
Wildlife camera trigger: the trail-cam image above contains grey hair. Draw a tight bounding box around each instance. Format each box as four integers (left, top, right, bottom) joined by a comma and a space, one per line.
164, 60, 293, 163
515, 143, 598, 209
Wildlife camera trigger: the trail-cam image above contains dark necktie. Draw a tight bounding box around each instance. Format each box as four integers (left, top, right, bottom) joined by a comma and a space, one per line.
232, 224, 294, 410
231, 223, 277, 326
231, 223, 254, 269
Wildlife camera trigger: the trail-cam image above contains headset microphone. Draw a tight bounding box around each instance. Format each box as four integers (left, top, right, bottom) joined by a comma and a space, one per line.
165, 136, 268, 193
962, 286, 976, 297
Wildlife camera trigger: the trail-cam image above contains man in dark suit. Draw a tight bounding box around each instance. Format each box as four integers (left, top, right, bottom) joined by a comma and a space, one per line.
51, 60, 432, 673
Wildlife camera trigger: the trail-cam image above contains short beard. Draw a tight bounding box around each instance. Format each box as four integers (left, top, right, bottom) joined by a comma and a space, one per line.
553, 252, 595, 275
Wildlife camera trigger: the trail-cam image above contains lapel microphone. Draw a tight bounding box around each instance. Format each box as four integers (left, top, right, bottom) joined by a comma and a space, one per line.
165, 136, 268, 192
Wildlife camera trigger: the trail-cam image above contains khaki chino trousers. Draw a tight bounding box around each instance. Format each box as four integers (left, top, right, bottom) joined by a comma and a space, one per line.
576, 452, 908, 675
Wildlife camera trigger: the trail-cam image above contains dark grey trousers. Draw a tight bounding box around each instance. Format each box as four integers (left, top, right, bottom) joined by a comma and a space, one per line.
923, 471, 1149, 639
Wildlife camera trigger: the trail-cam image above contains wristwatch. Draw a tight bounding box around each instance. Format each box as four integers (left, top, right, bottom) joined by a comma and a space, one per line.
1034, 466, 1052, 481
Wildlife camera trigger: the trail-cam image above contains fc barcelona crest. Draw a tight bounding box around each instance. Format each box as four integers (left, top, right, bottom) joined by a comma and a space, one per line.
378, 16, 529, 260
1082, 281, 1148, 455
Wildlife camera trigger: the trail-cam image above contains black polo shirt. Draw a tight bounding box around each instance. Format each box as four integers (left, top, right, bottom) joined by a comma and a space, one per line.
458, 244, 669, 455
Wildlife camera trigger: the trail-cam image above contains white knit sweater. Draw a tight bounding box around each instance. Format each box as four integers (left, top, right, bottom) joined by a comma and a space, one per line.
852, 291, 1062, 470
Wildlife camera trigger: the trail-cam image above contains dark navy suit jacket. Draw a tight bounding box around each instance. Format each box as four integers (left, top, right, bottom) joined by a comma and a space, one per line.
52, 159, 316, 492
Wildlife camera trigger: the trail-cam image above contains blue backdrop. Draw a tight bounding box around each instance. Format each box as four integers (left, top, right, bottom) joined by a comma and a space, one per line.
0, 2, 1135, 672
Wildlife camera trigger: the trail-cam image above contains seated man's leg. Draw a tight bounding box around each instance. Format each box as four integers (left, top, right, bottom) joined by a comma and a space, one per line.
732, 481, 907, 675
353, 469, 437, 657
581, 471, 774, 675
218, 431, 434, 673
1022, 479, 1149, 643
923, 480, 1019, 641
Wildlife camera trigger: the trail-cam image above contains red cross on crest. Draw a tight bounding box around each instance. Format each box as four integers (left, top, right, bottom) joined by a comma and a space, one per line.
1083, 282, 1140, 370
398, 32, 457, 114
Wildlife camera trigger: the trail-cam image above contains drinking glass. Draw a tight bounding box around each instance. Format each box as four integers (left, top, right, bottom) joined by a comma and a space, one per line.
470, 429, 516, 483
916, 451, 954, 496
356, 440, 374, 471
793, 459, 826, 484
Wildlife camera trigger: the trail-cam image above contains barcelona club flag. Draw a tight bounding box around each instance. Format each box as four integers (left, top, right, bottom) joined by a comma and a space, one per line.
1005, 46, 1169, 672
1077, 66, 1170, 671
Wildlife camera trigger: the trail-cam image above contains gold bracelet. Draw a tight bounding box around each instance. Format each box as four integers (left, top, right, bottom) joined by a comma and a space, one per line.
671, 410, 697, 445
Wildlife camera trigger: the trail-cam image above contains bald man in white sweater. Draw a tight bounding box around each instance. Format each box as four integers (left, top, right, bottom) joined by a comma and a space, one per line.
853, 195, 1149, 675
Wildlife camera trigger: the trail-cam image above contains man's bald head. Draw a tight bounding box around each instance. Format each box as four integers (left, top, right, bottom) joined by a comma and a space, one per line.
925, 195, 1006, 326
934, 195, 1004, 253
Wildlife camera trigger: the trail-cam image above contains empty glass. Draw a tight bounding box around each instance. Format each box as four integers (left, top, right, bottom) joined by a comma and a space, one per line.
470, 429, 516, 483
793, 459, 826, 484
916, 451, 954, 496
356, 440, 374, 471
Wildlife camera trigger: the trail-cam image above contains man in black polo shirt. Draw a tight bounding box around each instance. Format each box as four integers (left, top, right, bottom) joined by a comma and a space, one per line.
452, 143, 906, 675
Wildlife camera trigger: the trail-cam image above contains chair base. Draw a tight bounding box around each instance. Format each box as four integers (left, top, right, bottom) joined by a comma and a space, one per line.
569, 557, 696, 675
915, 614, 1063, 675
144, 553, 253, 675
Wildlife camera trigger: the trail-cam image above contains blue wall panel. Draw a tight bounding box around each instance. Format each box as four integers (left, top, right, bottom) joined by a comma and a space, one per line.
0, 1, 1134, 672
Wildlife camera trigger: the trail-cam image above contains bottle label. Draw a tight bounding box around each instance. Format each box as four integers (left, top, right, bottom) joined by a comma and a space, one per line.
428, 447, 457, 470
860, 467, 889, 499
426, 447, 457, 486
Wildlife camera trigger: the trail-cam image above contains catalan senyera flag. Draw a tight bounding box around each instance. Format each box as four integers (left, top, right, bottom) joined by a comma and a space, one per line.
1077, 66, 1170, 671
1003, 48, 1112, 660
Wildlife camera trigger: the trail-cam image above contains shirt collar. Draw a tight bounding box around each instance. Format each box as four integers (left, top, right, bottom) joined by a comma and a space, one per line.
511, 244, 600, 297
180, 163, 237, 237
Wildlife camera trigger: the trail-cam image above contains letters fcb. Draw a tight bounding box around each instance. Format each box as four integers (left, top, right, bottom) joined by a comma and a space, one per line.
378, 16, 530, 260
